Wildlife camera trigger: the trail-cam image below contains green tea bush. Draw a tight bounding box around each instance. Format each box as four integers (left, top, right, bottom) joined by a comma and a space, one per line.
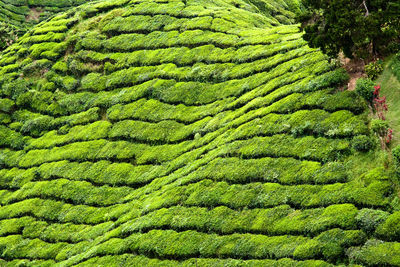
180, 179, 390, 211
355, 78, 375, 103
0, 54, 17, 67
356, 208, 389, 234
27, 121, 112, 149
0, 167, 36, 188
184, 157, 347, 185
106, 98, 221, 123
21, 58, 52, 75
52, 61, 68, 73
33, 25, 69, 35
36, 160, 160, 186
10, 108, 101, 137
371, 119, 390, 136
2, 78, 31, 100
0, 112, 11, 124
23, 32, 66, 44
76, 255, 334, 267
0, 197, 125, 224
109, 118, 210, 143
81, 38, 306, 68
20, 115, 53, 136
376, 212, 400, 241
94, 229, 345, 260
80, 72, 107, 91
0, 98, 14, 112
5, 178, 132, 206
14, 138, 191, 168
393, 145, 400, 177
348, 240, 400, 266
38, 221, 111, 243
0, 125, 26, 149
352, 135, 374, 152
294, 229, 366, 260
365, 60, 384, 80
390, 53, 400, 81
29, 42, 67, 59
122, 204, 358, 237
220, 134, 350, 162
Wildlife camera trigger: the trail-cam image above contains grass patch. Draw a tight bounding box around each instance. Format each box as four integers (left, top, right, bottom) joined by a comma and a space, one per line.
376, 57, 400, 147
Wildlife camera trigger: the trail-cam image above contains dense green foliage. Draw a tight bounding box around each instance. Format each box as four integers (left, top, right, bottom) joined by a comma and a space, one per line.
0, 22, 20, 51
365, 60, 384, 80
298, 0, 400, 59
355, 78, 375, 103
391, 52, 400, 82
0, 0, 398, 266
371, 119, 390, 136
351, 135, 374, 152
393, 145, 400, 176
0, 0, 93, 51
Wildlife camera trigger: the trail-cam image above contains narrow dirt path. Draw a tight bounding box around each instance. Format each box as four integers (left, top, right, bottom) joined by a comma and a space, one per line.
339, 54, 367, 90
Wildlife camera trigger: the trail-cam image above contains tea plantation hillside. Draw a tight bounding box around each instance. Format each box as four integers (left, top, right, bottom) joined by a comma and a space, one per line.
1, 0, 400, 266
0, 0, 94, 27
0, 0, 94, 51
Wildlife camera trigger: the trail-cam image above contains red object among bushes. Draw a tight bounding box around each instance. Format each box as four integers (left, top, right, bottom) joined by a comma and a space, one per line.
372, 84, 393, 145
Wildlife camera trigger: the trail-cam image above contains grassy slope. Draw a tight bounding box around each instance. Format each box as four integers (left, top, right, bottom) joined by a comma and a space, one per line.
377, 57, 400, 146
0, 0, 399, 266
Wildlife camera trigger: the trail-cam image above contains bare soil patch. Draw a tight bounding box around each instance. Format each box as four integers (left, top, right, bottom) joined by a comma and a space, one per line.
339, 53, 367, 90
26, 8, 42, 22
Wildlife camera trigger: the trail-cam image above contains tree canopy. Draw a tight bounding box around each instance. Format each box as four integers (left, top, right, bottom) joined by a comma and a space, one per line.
298, 0, 400, 59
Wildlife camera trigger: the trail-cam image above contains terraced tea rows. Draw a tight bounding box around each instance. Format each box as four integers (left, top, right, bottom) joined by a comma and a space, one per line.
0, 0, 93, 29
0, 0, 399, 266
0, 0, 97, 53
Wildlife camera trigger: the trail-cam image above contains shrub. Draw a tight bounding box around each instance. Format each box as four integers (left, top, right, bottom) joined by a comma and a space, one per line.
20, 115, 53, 136
185, 157, 347, 185
356, 209, 389, 234
347, 239, 400, 266
365, 60, 384, 80
371, 119, 389, 136
376, 211, 400, 240
393, 145, 400, 176
294, 229, 366, 260
60, 76, 78, 91
181, 178, 390, 211
390, 53, 400, 81
355, 78, 375, 103
0, 98, 14, 113
5, 178, 131, 207
123, 204, 357, 238
2, 79, 31, 100
22, 59, 52, 75
0, 125, 26, 149
0, 22, 19, 51
221, 134, 351, 163
352, 135, 374, 152
52, 61, 68, 72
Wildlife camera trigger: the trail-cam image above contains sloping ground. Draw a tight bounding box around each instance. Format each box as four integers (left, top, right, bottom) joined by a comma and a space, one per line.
0, 0, 399, 266
0, 0, 93, 27
0, 0, 95, 51
0, 0, 96, 54
378, 57, 400, 147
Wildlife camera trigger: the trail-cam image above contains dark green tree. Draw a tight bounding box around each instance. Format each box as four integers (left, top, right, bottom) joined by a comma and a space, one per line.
297, 0, 400, 59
